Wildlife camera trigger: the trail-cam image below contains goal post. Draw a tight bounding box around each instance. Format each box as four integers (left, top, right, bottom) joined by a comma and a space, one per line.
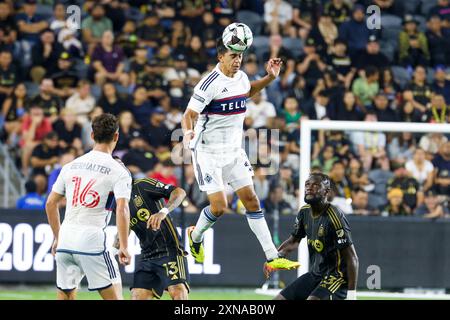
297, 120, 450, 277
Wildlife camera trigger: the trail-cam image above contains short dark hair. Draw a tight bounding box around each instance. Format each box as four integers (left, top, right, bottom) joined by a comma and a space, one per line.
92, 113, 119, 144
309, 172, 331, 189
365, 65, 379, 78
25, 180, 37, 193
216, 37, 228, 56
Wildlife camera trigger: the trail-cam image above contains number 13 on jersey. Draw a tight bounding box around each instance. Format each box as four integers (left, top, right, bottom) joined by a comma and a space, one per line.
72, 176, 100, 208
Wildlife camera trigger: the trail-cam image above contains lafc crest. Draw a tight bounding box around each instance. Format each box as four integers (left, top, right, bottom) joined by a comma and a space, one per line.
133, 195, 143, 207
336, 229, 344, 238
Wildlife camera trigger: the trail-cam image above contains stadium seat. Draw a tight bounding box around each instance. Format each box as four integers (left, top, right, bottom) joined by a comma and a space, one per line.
90, 84, 102, 100
414, 15, 427, 32
380, 14, 402, 28
421, 0, 438, 16
73, 58, 89, 79
398, 0, 421, 14
391, 65, 411, 89
283, 37, 303, 58
36, 4, 53, 21
426, 67, 435, 84
381, 27, 401, 45
251, 35, 269, 63
379, 40, 396, 62
236, 10, 263, 36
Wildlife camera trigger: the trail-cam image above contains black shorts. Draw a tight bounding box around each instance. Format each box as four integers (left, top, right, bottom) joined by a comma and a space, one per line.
131, 255, 190, 299
280, 272, 347, 300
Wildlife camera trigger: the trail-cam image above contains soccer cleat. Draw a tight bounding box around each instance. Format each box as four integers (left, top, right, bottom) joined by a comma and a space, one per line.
263, 258, 300, 279
187, 226, 204, 264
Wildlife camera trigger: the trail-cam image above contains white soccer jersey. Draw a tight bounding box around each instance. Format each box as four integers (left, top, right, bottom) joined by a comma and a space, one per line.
187, 64, 251, 153
52, 150, 132, 254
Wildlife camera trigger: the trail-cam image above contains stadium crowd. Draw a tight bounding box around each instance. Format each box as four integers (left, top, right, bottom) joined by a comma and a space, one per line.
0, 0, 449, 218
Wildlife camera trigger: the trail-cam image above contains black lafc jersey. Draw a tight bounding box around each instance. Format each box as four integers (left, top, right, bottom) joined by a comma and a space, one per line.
292, 204, 353, 281
130, 178, 185, 260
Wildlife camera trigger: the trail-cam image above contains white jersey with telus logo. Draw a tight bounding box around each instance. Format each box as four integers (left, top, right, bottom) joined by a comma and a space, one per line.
52, 150, 132, 254
187, 64, 251, 155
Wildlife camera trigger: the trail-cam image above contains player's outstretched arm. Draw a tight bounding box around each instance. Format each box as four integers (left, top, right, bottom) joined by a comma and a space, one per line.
277, 235, 301, 258
248, 58, 282, 97
148, 187, 187, 231
116, 198, 131, 265
181, 108, 199, 149
45, 191, 64, 256
341, 244, 359, 300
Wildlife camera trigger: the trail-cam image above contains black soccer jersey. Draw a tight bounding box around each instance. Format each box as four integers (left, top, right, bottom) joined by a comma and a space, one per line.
291, 204, 353, 281
129, 178, 185, 260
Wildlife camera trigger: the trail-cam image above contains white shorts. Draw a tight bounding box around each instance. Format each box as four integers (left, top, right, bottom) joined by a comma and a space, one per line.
192, 148, 254, 194
55, 250, 121, 292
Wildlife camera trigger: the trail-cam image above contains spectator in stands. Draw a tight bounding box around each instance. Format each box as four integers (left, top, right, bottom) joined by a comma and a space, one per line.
352, 65, 380, 109
144, 58, 169, 105
379, 67, 401, 102
350, 111, 387, 170
150, 159, 178, 186
291, 0, 322, 39
81, 3, 113, 56
327, 38, 355, 89
170, 19, 192, 51
186, 35, 208, 74
432, 66, 450, 104
351, 187, 379, 216
368, 155, 394, 209
311, 144, 338, 174
16, 179, 45, 210
245, 91, 277, 129
96, 82, 127, 116
348, 158, 370, 189
1, 83, 27, 145
47, 149, 76, 195
129, 45, 149, 87
338, 4, 371, 55
0, 50, 17, 107
432, 141, 450, 195
143, 107, 172, 154
91, 30, 128, 86
176, 0, 205, 36
428, 0, 450, 24
0, 1, 17, 54
30, 29, 62, 84
49, 51, 79, 99
161, 96, 183, 131
115, 110, 140, 153
353, 35, 390, 71
310, 11, 339, 57
372, 92, 400, 122
263, 0, 293, 36
52, 108, 83, 156
303, 89, 329, 120
57, 26, 85, 60
323, 0, 351, 27
296, 37, 327, 93
122, 131, 158, 179
15, 0, 49, 68
116, 19, 138, 58
406, 148, 435, 189
398, 15, 430, 68
419, 132, 448, 160
20, 105, 52, 176
427, 93, 448, 123
65, 80, 96, 125
49, 3, 66, 34
381, 188, 411, 216
329, 160, 353, 212
387, 162, 422, 211
30, 131, 61, 176
414, 189, 450, 218
426, 15, 450, 67
405, 64, 431, 106
371, 0, 405, 17
332, 91, 364, 121
153, 43, 174, 69
387, 132, 416, 163
31, 78, 63, 122
262, 184, 293, 216
129, 85, 153, 128
399, 100, 425, 122
180, 163, 208, 214
200, 12, 219, 56
263, 34, 295, 75
137, 12, 166, 51
33, 173, 48, 197
163, 52, 200, 104
281, 96, 302, 130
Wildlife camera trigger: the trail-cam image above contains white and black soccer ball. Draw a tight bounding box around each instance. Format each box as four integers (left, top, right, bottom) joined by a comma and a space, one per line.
222, 22, 253, 52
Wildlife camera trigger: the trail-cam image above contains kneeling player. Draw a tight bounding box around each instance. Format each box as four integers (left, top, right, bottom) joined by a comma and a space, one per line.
267, 173, 359, 300
114, 177, 189, 300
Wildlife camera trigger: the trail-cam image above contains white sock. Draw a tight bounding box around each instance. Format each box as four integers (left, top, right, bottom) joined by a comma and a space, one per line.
192, 206, 218, 243
246, 210, 279, 261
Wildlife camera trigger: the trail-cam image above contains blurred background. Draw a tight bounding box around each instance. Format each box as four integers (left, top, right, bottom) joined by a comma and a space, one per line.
0, 0, 450, 299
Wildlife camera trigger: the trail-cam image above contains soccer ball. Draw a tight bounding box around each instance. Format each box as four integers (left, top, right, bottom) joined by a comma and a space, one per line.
222, 22, 253, 52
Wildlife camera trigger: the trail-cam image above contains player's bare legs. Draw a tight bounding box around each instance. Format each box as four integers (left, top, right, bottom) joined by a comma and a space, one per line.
131, 288, 154, 300
168, 284, 189, 300
273, 293, 286, 300
56, 288, 77, 300
98, 284, 123, 300
307, 295, 321, 300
